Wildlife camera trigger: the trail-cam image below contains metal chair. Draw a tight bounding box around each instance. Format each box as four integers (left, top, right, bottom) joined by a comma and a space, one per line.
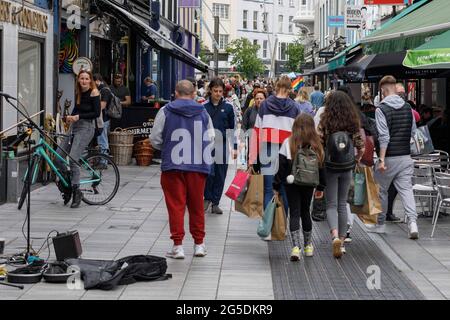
431, 172, 450, 237
412, 165, 438, 217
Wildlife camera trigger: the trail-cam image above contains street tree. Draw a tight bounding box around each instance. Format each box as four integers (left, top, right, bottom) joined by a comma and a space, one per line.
199, 40, 212, 64
286, 38, 305, 73
226, 38, 265, 79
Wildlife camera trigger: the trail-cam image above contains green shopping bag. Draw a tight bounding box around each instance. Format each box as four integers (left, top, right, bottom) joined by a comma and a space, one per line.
257, 196, 276, 238
353, 167, 366, 206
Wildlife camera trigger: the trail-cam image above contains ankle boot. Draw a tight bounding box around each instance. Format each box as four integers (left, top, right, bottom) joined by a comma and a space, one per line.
290, 230, 301, 248
70, 185, 82, 208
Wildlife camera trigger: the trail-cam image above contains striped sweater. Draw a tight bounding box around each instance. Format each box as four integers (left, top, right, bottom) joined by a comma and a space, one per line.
249, 95, 303, 163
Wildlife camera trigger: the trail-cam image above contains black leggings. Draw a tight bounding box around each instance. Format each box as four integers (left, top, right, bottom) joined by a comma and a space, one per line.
285, 184, 314, 233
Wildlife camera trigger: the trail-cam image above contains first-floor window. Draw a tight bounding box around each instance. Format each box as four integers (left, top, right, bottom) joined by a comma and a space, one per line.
219, 34, 229, 50
18, 37, 42, 126
263, 40, 268, 58
278, 42, 287, 61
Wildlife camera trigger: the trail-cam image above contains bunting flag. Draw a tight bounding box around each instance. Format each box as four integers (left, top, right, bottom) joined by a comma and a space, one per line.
291, 77, 304, 91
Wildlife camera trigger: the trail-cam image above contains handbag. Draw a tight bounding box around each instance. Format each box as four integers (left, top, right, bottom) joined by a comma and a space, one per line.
225, 170, 250, 201
271, 195, 287, 241
235, 168, 263, 219
257, 196, 276, 238
411, 125, 434, 156
361, 135, 375, 166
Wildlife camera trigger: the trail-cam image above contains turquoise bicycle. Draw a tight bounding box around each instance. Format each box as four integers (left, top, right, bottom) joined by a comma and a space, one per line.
16, 124, 120, 210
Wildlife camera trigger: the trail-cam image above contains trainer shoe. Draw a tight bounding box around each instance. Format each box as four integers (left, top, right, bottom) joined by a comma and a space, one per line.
386, 214, 402, 223
166, 245, 185, 259
341, 245, 346, 254
344, 232, 352, 243
408, 221, 419, 240
211, 205, 223, 215
304, 244, 314, 257
332, 238, 342, 259
290, 246, 301, 261
367, 224, 386, 234
194, 243, 207, 257
204, 200, 212, 213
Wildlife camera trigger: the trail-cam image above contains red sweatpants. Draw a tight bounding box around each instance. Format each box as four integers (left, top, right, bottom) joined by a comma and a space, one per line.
161, 171, 207, 246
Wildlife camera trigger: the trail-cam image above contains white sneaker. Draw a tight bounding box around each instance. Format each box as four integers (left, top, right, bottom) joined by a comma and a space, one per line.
166, 245, 185, 259
408, 221, 419, 240
262, 234, 272, 241
194, 243, 207, 257
367, 224, 386, 234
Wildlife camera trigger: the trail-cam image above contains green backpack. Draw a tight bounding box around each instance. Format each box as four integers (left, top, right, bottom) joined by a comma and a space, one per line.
291, 146, 320, 187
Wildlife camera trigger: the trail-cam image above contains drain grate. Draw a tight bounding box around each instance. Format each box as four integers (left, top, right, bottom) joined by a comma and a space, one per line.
108, 225, 140, 230
109, 207, 141, 212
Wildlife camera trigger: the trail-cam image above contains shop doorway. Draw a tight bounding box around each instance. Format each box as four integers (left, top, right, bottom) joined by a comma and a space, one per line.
91, 37, 113, 84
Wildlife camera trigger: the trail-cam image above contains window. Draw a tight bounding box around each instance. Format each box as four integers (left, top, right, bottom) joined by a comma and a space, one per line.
278, 42, 287, 61
212, 3, 230, 19
18, 37, 43, 127
278, 15, 283, 33
289, 16, 293, 33
253, 11, 258, 30
262, 12, 269, 32
219, 34, 229, 50
290, 0, 295, 7
243, 10, 248, 29
263, 40, 268, 58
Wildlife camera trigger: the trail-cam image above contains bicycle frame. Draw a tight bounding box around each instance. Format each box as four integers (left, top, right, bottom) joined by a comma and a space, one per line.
23, 137, 101, 188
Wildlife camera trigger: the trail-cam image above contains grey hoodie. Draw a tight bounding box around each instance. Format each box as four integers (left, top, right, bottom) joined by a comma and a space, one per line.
375, 94, 417, 151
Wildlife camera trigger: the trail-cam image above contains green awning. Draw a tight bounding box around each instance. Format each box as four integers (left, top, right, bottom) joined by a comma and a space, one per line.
362, 0, 450, 54
328, 43, 361, 71
403, 29, 450, 69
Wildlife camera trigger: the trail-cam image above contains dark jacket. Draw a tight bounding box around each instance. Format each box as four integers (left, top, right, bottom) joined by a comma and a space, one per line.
242, 106, 259, 131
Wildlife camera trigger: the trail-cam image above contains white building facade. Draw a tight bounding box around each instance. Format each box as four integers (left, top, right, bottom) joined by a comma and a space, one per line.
201, 0, 304, 75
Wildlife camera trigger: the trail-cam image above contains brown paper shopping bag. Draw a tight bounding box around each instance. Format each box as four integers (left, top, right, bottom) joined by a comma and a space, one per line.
235, 170, 264, 219
271, 195, 287, 241
350, 166, 382, 225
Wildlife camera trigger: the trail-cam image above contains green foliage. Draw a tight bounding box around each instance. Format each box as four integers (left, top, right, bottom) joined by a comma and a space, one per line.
226, 38, 265, 79
286, 39, 305, 73
199, 40, 212, 64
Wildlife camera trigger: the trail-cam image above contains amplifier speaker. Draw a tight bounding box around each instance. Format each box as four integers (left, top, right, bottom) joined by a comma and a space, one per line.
52, 231, 82, 262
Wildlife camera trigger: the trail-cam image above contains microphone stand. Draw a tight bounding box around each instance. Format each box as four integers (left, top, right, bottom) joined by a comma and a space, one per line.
1, 94, 72, 261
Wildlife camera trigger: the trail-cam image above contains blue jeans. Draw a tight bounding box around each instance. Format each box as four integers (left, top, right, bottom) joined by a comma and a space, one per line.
204, 163, 228, 206
97, 120, 110, 162
260, 142, 289, 214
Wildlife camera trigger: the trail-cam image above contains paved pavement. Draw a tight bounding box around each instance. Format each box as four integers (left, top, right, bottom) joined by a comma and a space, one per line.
0, 164, 449, 300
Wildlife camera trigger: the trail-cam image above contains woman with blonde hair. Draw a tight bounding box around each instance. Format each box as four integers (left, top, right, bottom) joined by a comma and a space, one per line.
56, 70, 100, 208
295, 88, 314, 116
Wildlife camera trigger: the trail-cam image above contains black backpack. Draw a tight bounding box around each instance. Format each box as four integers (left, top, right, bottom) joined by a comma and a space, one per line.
325, 131, 355, 172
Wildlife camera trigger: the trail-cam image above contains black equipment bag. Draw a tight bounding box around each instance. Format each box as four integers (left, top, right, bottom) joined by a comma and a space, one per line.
66, 255, 172, 290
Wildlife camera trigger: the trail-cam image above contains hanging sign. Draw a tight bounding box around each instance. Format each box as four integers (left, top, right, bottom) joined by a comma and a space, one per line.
72, 57, 93, 75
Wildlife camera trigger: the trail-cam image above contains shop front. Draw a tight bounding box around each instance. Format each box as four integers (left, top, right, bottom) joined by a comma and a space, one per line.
0, 0, 54, 202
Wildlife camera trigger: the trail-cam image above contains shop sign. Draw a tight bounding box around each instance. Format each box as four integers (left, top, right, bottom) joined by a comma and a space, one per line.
328, 16, 345, 28
319, 51, 335, 58
346, 6, 362, 29
364, 0, 411, 5
0, 0, 48, 33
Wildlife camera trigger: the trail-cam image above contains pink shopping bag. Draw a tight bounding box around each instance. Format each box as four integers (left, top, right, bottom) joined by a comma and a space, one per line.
225, 170, 250, 200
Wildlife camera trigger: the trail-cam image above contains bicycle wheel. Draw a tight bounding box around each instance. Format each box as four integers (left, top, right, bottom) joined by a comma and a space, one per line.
80, 153, 120, 205
18, 156, 40, 210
